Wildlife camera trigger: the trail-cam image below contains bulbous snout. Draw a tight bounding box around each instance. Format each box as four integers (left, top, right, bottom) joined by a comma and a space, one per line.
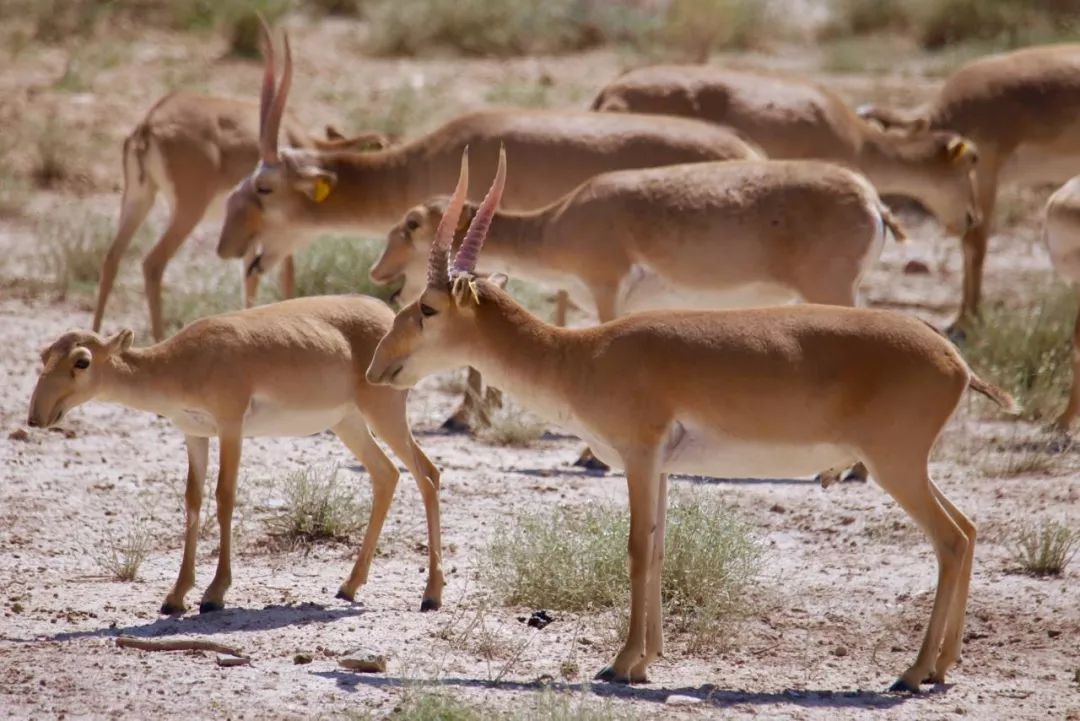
217, 183, 261, 260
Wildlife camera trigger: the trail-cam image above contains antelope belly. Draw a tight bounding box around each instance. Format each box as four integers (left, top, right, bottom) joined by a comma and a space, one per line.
662, 421, 853, 479
243, 398, 350, 437
617, 265, 797, 314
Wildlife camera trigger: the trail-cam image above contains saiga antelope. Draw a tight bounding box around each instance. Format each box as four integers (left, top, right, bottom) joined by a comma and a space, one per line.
94, 90, 388, 341
591, 66, 981, 241
373, 158, 903, 476
1043, 176, 1080, 429
225, 23, 758, 429
28, 296, 443, 614
858, 44, 1080, 329
367, 148, 1019, 690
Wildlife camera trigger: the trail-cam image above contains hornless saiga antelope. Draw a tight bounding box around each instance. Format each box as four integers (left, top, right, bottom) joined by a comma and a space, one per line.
223, 23, 760, 430
94, 89, 388, 342
591, 65, 981, 239
28, 296, 443, 615
372, 158, 904, 482
858, 44, 1080, 330
367, 148, 1019, 691
1043, 176, 1080, 430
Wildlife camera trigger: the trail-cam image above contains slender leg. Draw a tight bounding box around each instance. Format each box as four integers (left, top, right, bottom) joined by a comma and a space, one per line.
597, 453, 660, 684
952, 163, 999, 333
143, 190, 214, 340
93, 177, 156, 332
279, 254, 296, 299
442, 367, 484, 433
929, 480, 977, 683
631, 472, 668, 679
199, 427, 242, 613
867, 456, 971, 692
572, 284, 619, 471
1054, 286, 1080, 430
161, 435, 209, 614
243, 247, 261, 308
332, 415, 400, 603
366, 395, 445, 611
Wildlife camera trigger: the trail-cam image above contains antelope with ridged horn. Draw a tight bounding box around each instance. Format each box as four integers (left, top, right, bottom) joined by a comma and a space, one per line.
1043, 176, 1080, 430
29, 295, 444, 615
93, 16, 388, 341
218, 21, 760, 431
366, 148, 1020, 690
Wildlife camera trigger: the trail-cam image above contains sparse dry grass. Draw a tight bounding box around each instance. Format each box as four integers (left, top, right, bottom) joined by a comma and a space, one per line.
163, 263, 241, 334
38, 210, 116, 297
477, 398, 548, 447
264, 465, 370, 545
484, 490, 763, 649
32, 119, 75, 190
961, 282, 1077, 423
91, 522, 155, 581
1012, 519, 1077, 576
292, 234, 400, 302
375, 686, 638, 721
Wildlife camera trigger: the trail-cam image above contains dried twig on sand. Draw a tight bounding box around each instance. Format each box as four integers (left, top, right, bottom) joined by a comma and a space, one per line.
115, 635, 245, 658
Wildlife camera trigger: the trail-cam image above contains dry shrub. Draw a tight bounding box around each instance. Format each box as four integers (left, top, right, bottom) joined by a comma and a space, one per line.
477, 397, 547, 447
961, 282, 1077, 422
292, 234, 400, 301
383, 687, 636, 721
264, 465, 370, 544
38, 210, 116, 296
1012, 519, 1077, 576
484, 490, 763, 648
91, 523, 155, 581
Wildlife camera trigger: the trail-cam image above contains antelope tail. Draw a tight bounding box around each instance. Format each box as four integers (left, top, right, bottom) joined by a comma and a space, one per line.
968, 373, 1021, 415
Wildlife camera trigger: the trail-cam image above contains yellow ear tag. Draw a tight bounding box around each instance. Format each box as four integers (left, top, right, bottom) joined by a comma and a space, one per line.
948, 139, 969, 164
313, 177, 332, 203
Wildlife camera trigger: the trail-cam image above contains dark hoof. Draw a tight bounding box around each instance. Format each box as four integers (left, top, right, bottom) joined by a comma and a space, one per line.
594, 666, 630, 684
198, 600, 225, 614
440, 415, 471, 434
888, 677, 921, 694
945, 325, 967, 345
420, 598, 441, 612
159, 602, 185, 616
335, 588, 355, 602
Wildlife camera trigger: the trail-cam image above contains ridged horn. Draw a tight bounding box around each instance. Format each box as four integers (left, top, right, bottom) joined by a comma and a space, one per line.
452, 145, 506, 277
427, 147, 470, 289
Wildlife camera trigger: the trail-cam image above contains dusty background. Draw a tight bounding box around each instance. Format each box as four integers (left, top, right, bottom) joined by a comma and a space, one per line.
1, 3, 1078, 719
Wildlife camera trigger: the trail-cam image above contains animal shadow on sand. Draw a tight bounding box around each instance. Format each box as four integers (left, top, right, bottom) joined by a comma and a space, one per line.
33, 602, 366, 644
313, 672, 931, 710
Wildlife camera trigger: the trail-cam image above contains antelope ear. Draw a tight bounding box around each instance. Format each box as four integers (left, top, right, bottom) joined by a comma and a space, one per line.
295, 167, 337, 203
107, 328, 134, 353
487, 273, 509, 289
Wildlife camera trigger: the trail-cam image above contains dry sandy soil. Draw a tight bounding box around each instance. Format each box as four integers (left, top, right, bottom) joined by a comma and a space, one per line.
1, 15, 1078, 721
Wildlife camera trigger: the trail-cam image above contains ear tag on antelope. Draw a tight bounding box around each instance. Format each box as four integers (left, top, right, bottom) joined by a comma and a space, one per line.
948, 139, 969, 164
313, 177, 332, 203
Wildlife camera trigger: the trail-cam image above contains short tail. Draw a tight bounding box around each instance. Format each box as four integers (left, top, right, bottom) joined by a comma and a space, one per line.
879, 204, 907, 243
968, 373, 1021, 415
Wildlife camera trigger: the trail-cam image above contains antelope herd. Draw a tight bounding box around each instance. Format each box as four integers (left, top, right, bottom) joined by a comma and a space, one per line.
23, 16, 1080, 693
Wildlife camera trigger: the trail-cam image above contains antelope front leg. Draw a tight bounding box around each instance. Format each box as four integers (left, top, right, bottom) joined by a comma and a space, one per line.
631, 472, 668, 679
597, 456, 660, 684
161, 436, 209, 614
199, 428, 242, 613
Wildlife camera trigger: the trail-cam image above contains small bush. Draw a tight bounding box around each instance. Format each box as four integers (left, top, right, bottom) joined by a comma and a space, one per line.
1013, 520, 1078, 576
163, 264, 242, 333
477, 399, 547, 447
484, 491, 763, 646
385, 687, 636, 721
264, 465, 370, 544
39, 211, 115, 296
33, 119, 75, 190
292, 234, 400, 302
961, 282, 1077, 422
824, 0, 913, 36
92, 523, 155, 582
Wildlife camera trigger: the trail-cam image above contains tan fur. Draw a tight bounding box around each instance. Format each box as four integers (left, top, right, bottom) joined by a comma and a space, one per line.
373, 160, 900, 318
29, 296, 443, 615
859, 44, 1080, 327
592, 65, 980, 235
1043, 176, 1080, 429
93, 91, 388, 341
366, 153, 1016, 690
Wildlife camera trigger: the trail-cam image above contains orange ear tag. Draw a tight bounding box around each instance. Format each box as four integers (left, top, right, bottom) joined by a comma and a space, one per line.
313, 178, 332, 203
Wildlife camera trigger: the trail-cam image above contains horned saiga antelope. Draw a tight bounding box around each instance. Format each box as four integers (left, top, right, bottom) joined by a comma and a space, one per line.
367, 148, 1019, 691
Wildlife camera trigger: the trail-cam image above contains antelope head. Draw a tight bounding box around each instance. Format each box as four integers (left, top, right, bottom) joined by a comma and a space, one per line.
367, 146, 507, 389
217, 18, 338, 273
885, 128, 981, 234
28, 329, 134, 428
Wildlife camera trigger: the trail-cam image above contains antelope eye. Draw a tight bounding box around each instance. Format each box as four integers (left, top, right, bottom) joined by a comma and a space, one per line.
420, 303, 437, 318
406, 218, 421, 232
73, 357, 90, 370
255, 186, 272, 195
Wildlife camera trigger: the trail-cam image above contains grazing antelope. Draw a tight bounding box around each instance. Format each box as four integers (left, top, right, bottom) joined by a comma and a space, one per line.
229, 24, 758, 431
28, 296, 443, 615
591, 65, 981, 240
93, 90, 388, 342
367, 148, 1018, 690
1044, 176, 1080, 429
217, 25, 761, 278
858, 44, 1080, 329
372, 159, 905, 321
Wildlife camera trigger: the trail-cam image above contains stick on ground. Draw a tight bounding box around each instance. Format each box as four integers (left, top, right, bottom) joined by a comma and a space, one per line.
115, 635, 245, 657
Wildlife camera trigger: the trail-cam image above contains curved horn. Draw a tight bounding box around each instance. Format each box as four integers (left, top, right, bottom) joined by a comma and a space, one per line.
428, 147, 470, 289
452, 145, 505, 277
260, 29, 293, 164
257, 14, 275, 142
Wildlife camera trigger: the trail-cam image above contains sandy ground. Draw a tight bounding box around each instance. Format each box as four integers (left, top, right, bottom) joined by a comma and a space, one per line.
1, 16, 1079, 721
